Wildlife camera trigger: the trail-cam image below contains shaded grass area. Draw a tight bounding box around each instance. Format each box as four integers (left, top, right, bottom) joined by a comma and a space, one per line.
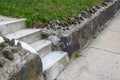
0, 0, 103, 27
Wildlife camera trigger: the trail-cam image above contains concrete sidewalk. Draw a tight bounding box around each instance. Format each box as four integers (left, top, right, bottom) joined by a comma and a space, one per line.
57, 10, 120, 80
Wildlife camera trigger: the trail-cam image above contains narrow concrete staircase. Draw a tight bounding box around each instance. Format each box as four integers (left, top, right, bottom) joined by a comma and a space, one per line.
0, 18, 69, 80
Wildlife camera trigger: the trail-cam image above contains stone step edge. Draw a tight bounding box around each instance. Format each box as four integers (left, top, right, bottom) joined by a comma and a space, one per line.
5, 29, 41, 44
0, 19, 26, 26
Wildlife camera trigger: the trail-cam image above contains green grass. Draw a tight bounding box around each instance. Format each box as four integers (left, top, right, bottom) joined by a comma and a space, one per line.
0, 0, 103, 27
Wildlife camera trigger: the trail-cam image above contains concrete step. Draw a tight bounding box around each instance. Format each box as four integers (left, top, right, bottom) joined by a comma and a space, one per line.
0, 19, 26, 35
30, 40, 52, 57
6, 29, 41, 44
42, 51, 69, 80
0, 15, 17, 22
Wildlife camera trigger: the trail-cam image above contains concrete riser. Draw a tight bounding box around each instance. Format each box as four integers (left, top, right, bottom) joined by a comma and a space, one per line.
44, 55, 69, 80
0, 19, 26, 35
37, 44, 52, 58
18, 31, 41, 44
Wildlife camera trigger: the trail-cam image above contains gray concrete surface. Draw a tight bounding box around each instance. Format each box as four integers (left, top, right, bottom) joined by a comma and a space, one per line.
57, 10, 120, 80
0, 15, 17, 22
30, 40, 52, 57
0, 19, 26, 35
6, 29, 41, 44
42, 51, 69, 80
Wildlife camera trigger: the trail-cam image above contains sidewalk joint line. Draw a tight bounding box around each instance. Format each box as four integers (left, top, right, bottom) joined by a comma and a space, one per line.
105, 29, 120, 33
90, 46, 120, 55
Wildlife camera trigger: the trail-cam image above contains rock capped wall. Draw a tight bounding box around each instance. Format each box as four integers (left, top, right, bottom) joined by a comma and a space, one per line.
41, 0, 120, 58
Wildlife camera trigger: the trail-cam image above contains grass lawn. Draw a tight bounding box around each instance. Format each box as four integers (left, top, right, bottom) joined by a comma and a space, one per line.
0, 0, 103, 27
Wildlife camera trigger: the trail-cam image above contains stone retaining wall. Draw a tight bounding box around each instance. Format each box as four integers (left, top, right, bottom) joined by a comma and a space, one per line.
42, 0, 120, 58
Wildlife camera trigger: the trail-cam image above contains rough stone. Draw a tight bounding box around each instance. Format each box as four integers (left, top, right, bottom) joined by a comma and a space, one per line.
74, 16, 82, 24
0, 48, 43, 80
104, 0, 113, 2
3, 46, 14, 60
49, 21, 59, 27
101, 2, 108, 7
67, 18, 77, 25
48, 35, 60, 50
95, 4, 101, 9
17, 41, 22, 50
9, 38, 15, 46
53, 25, 60, 31
0, 42, 7, 49
81, 11, 92, 18
0, 58, 4, 68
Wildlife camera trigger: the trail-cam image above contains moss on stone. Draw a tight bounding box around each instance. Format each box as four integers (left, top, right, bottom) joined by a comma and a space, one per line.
74, 50, 81, 58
